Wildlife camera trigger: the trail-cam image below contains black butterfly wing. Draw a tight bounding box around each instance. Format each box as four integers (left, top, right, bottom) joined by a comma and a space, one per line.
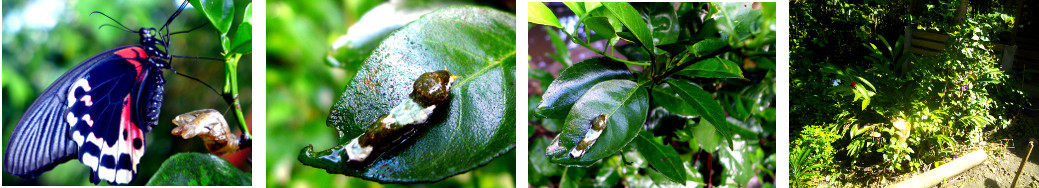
4, 45, 159, 185
2, 46, 128, 178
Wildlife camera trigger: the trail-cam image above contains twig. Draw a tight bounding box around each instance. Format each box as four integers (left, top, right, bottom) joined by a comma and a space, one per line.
1011, 139, 1034, 188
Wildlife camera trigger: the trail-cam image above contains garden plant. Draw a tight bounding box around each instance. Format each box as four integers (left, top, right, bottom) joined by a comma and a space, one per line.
528, 2, 776, 187
791, 0, 1034, 187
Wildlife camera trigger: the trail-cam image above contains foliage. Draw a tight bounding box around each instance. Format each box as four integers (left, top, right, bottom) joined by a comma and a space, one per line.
147, 153, 251, 186
266, 0, 516, 187
791, 124, 840, 187
2, 0, 253, 185
529, 2, 775, 187
791, 0, 1026, 185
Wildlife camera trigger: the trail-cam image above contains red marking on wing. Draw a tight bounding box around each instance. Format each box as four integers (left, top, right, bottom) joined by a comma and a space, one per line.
112, 47, 146, 80
119, 95, 145, 171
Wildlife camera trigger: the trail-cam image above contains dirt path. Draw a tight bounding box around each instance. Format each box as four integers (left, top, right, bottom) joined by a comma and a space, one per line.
943, 146, 1038, 187
943, 109, 1039, 187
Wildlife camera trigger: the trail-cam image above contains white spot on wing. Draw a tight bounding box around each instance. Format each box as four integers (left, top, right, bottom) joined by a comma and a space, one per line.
81, 114, 93, 127
80, 95, 93, 106
67, 78, 92, 107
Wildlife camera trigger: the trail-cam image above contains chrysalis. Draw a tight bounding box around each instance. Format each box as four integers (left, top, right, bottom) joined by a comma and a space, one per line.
570, 114, 608, 158
170, 109, 239, 156
345, 70, 457, 165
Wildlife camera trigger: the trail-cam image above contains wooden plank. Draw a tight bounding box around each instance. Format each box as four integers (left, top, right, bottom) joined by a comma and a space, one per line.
911, 47, 941, 56
1018, 49, 1039, 62
911, 38, 947, 51
1016, 36, 1039, 45
992, 43, 1006, 51
912, 30, 949, 41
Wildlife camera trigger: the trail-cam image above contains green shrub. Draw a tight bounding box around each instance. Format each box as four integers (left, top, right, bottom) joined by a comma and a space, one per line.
792, 0, 1024, 182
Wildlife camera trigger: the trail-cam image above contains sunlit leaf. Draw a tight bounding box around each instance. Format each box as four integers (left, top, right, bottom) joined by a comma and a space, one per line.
529, 2, 562, 28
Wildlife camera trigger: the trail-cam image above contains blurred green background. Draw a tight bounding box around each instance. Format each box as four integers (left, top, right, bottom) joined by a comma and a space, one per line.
265, 0, 515, 187
2, 0, 253, 185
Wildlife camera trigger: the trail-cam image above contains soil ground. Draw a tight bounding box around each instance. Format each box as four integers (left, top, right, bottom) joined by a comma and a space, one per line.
891, 109, 1039, 187
941, 109, 1039, 187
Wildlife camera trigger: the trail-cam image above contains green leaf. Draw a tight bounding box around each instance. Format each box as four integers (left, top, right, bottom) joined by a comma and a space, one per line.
686, 38, 727, 58
189, 0, 234, 34
650, 82, 699, 117
723, 93, 751, 120
633, 131, 687, 183
693, 19, 720, 41
537, 57, 634, 119
544, 26, 573, 67
677, 57, 745, 79
595, 156, 623, 187
714, 2, 760, 42
529, 137, 561, 178
228, 3, 252, 55
560, 167, 587, 188
718, 141, 761, 185
328, 1, 472, 68
632, 2, 680, 46
529, 65, 554, 91
603, 2, 654, 51
563, 2, 586, 17
617, 43, 652, 61
667, 79, 732, 149
691, 120, 723, 153
546, 80, 649, 166
584, 17, 617, 38
146, 153, 250, 186
529, 2, 562, 28
300, 7, 515, 183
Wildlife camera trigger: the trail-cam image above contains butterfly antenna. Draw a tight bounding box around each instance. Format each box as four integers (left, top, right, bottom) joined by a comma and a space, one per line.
220, 94, 241, 116
96, 24, 135, 32
160, 1, 191, 45
90, 11, 136, 32
170, 22, 209, 36
173, 55, 223, 62
168, 67, 223, 98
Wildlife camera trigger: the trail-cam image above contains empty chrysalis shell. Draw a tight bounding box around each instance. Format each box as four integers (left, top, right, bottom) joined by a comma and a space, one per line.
570, 114, 608, 158
171, 109, 239, 156
345, 70, 457, 165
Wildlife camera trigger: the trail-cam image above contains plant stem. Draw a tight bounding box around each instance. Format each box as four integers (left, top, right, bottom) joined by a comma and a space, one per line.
224, 54, 251, 138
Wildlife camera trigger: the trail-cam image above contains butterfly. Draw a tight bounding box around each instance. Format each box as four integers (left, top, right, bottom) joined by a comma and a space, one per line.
3, 1, 202, 185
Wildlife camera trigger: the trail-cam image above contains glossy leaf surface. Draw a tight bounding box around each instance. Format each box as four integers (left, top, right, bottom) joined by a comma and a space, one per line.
537, 57, 634, 119
300, 6, 516, 183
146, 153, 250, 186
546, 80, 649, 166
633, 131, 686, 183
677, 57, 744, 79
667, 79, 733, 149
529, 2, 562, 28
